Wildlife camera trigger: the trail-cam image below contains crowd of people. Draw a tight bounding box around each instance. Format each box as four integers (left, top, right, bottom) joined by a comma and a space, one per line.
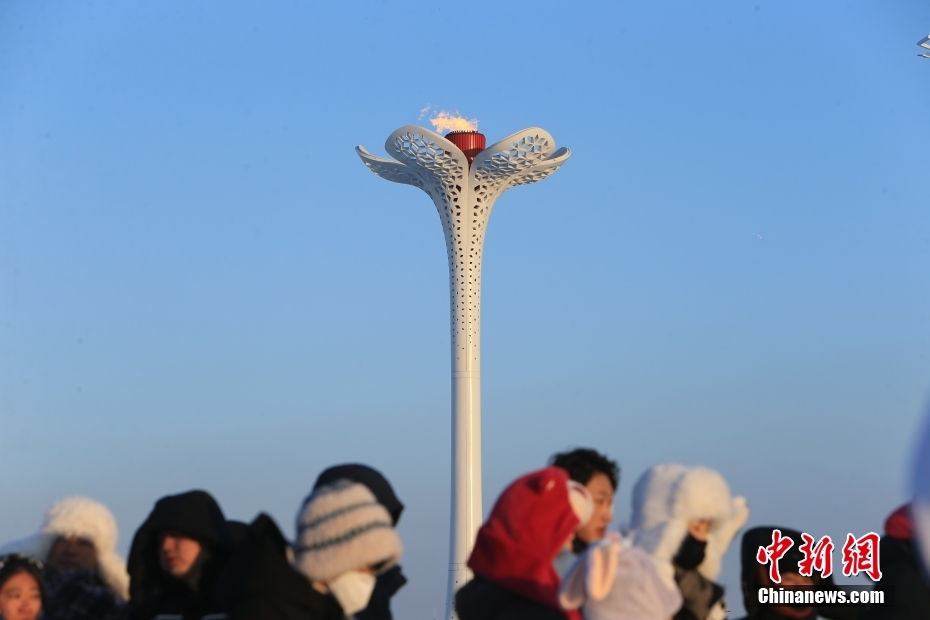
0, 449, 927, 620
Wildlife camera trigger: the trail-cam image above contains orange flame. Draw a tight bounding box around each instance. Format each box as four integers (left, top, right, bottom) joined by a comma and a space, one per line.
429, 110, 479, 134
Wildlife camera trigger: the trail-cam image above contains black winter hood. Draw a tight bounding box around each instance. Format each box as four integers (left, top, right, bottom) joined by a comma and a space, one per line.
213, 513, 344, 620
313, 464, 404, 526
127, 490, 233, 619
741, 527, 819, 620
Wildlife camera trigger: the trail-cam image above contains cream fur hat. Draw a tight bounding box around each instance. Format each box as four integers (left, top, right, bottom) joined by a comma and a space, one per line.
0, 496, 130, 600
629, 464, 749, 587
293, 479, 403, 583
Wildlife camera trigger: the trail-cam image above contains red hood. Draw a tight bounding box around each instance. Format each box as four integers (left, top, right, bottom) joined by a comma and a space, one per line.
884, 503, 913, 540
467, 467, 580, 619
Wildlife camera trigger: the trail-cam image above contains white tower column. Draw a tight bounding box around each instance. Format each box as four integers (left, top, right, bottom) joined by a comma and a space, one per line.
357, 126, 570, 619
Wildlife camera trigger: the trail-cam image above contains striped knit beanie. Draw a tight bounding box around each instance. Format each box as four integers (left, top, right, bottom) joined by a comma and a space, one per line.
293, 479, 403, 583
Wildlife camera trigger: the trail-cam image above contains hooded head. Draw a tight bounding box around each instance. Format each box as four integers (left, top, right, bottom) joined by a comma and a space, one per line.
630, 464, 749, 586
467, 467, 584, 617
127, 490, 233, 606
313, 464, 404, 526
740, 526, 831, 620
0, 497, 129, 601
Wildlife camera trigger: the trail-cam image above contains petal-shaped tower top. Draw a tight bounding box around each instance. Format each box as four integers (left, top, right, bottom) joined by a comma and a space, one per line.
357, 125, 570, 214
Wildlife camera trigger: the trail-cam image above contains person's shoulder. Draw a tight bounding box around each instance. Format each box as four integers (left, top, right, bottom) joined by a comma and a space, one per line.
456, 577, 563, 620
227, 596, 290, 620
496, 599, 565, 620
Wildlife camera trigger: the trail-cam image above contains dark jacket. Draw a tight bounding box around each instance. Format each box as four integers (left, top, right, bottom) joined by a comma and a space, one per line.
213, 513, 344, 620
43, 569, 125, 620
313, 464, 408, 620
126, 490, 234, 620
456, 576, 566, 620
673, 565, 724, 620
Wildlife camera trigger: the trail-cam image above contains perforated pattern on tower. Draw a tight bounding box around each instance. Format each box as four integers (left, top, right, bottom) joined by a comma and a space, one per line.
356, 126, 570, 371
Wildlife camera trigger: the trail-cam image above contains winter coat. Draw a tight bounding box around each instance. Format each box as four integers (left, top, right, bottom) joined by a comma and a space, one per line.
312, 463, 408, 620
43, 569, 125, 620
457, 576, 568, 620
630, 464, 749, 620
126, 490, 234, 620
457, 466, 582, 620
672, 566, 724, 620
358, 567, 406, 620
559, 536, 683, 620
863, 505, 930, 620
213, 513, 344, 620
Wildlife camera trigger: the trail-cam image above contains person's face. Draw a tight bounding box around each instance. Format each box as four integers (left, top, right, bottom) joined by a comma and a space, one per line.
158, 530, 204, 578
46, 536, 98, 572
575, 472, 614, 544
0, 571, 42, 620
757, 565, 816, 618
687, 519, 712, 542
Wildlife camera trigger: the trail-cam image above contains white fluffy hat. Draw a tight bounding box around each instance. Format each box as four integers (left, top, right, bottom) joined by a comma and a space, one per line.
293, 480, 403, 584
0, 497, 130, 600
629, 463, 749, 585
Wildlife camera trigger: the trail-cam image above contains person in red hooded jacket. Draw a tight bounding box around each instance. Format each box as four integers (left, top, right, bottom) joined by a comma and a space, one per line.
455, 466, 592, 620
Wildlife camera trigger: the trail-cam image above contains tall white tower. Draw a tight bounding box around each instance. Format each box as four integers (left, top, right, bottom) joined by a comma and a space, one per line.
357, 125, 570, 618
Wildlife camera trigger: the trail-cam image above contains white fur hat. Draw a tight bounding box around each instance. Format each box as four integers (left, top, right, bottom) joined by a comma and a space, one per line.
293, 480, 403, 584
0, 497, 130, 600
629, 464, 749, 586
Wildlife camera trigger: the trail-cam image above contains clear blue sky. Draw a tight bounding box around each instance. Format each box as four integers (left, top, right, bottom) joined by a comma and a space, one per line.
2, 1, 929, 617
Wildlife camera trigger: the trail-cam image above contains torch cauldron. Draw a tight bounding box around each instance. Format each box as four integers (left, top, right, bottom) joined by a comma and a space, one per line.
444, 130, 486, 166
357, 125, 570, 619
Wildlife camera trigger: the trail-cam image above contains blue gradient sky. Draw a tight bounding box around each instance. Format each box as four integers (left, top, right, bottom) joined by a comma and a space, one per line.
2, 1, 929, 616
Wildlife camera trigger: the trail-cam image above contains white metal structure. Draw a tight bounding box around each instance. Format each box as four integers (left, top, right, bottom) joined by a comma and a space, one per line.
920, 35, 930, 58
357, 125, 570, 618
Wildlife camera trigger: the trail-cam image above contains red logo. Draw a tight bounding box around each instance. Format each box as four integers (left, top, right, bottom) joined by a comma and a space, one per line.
756, 530, 881, 583
841, 532, 882, 581
756, 529, 794, 584
798, 533, 834, 578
